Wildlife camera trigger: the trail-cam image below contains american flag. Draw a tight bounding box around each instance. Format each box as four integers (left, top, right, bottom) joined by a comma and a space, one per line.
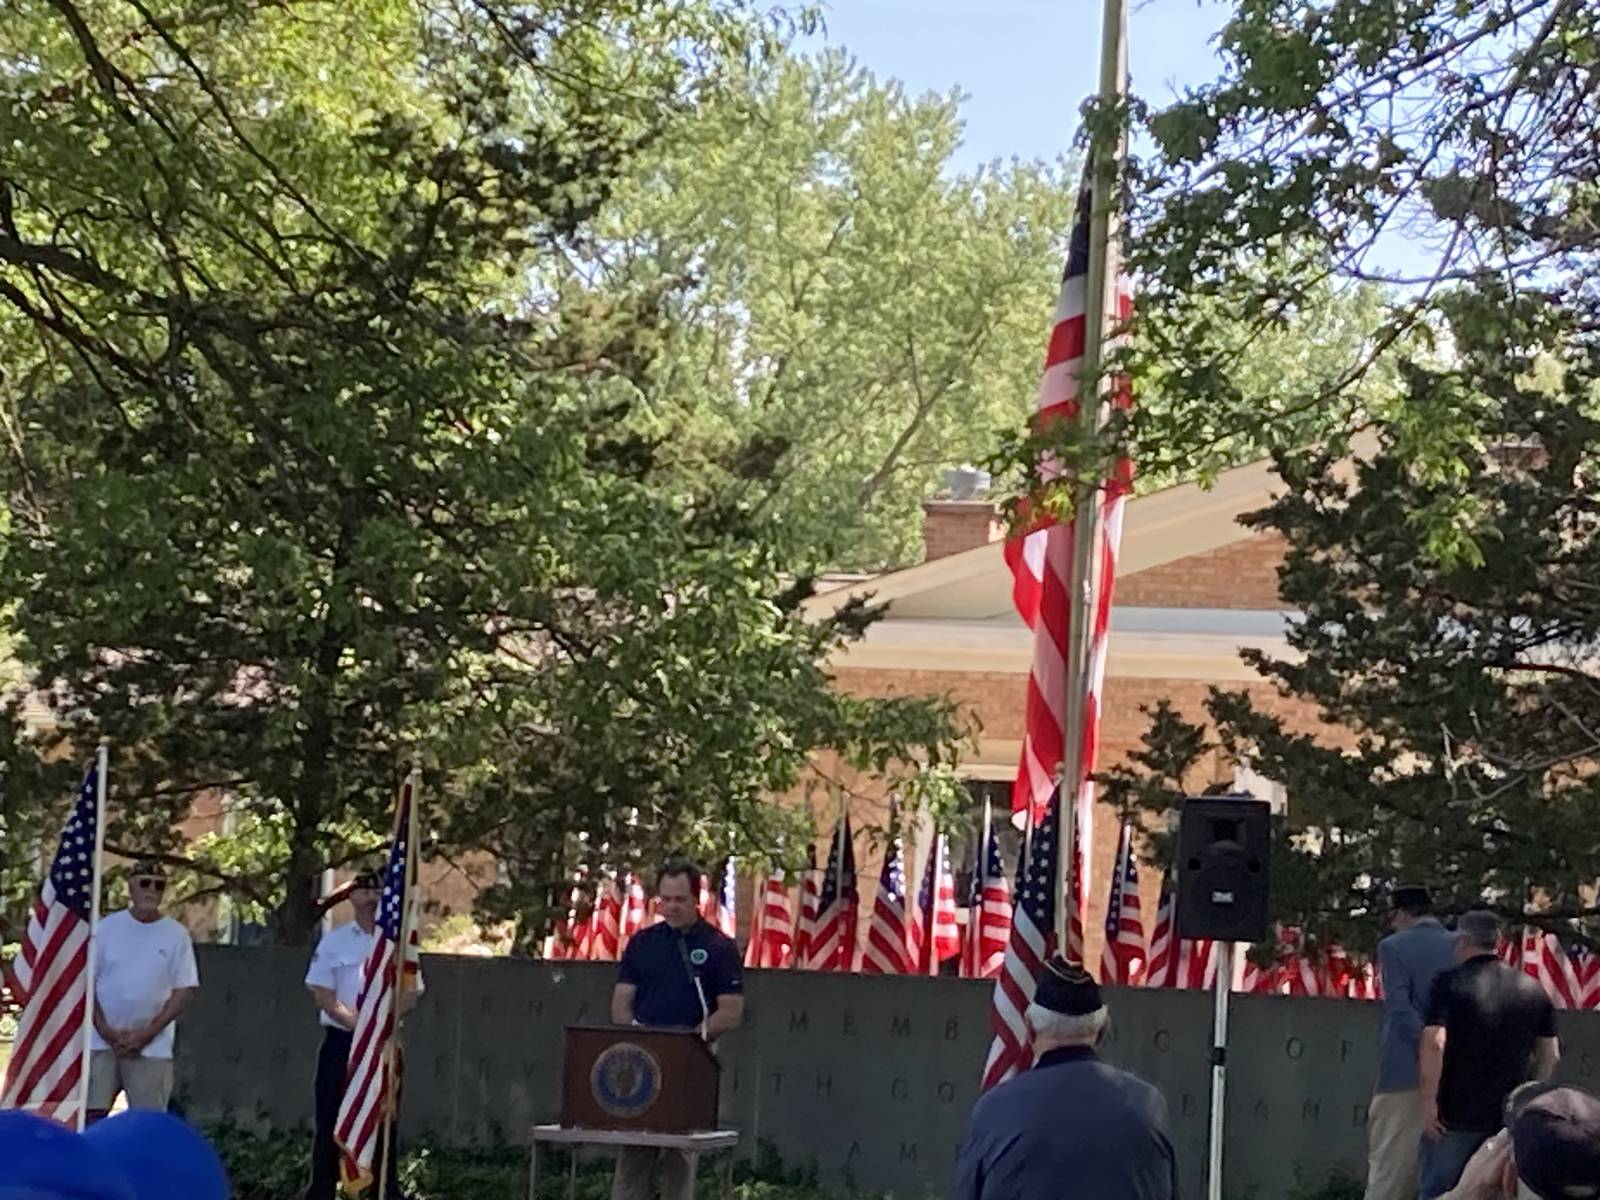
806, 820, 858, 971
336, 778, 421, 1191
862, 822, 912, 975
1099, 822, 1146, 985
1145, 874, 1177, 989
963, 824, 1011, 980
791, 855, 820, 970
744, 869, 794, 969
589, 874, 623, 961
0, 766, 102, 1125
910, 833, 960, 975
980, 795, 1060, 1091
710, 859, 737, 939
1525, 928, 1582, 1009
1571, 944, 1600, 1011
1003, 188, 1135, 962
619, 874, 648, 950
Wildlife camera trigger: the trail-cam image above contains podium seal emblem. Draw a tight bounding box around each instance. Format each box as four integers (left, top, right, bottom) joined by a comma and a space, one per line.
590, 1042, 663, 1118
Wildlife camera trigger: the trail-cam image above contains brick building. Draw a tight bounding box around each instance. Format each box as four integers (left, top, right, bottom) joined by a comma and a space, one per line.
799, 455, 1331, 968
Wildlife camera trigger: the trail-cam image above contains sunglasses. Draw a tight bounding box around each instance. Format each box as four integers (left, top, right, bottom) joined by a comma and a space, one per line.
132, 877, 167, 892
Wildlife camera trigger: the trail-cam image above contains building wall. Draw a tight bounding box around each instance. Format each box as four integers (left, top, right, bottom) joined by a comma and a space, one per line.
1116, 533, 1289, 609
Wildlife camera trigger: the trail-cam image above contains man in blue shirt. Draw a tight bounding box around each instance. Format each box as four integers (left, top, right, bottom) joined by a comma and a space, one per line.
1366, 884, 1458, 1200
609, 859, 743, 1200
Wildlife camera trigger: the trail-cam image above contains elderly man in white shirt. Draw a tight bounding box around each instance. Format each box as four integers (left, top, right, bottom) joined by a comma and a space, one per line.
88, 859, 199, 1114
303, 871, 422, 1200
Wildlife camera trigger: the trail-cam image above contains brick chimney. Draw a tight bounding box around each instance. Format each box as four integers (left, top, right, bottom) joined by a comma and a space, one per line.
921, 466, 1004, 562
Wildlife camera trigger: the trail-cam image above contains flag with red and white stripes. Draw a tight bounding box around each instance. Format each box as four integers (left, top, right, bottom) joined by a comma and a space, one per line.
1522, 928, 1582, 1010
1099, 822, 1146, 985
911, 833, 961, 975
589, 875, 623, 962
711, 859, 737, 939
619, 874, 649, 951
980, 795, 1061, 1091
806, 820, 858, 972
336, 779, 421, 1191
745, 870, 794, 969
1145, 874, 1178, 989
963, 825, 1012, 980
0, 766, 102, 1125
862, 822, 912, 975
1003, 190, 1135, 963
1571, 944, 1600, 1010
791, 856, 821, 970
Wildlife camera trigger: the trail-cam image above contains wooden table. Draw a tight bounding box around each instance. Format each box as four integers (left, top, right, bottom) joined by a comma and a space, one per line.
526, 1125, 739, 1200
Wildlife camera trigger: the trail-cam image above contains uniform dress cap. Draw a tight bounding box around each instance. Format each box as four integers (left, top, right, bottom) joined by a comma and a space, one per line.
1509, 1086, 1600, 1200
81, 1112, 228, 1200
1033, 955, 1104, 1015
0, 1110, 136, 1200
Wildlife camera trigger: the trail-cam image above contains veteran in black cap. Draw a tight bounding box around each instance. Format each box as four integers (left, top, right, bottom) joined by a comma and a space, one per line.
951, 956, 1177, 1200
302, 870, 424, 1200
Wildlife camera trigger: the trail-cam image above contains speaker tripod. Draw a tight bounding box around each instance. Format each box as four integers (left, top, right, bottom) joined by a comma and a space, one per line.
1207, 941, 1234, 1200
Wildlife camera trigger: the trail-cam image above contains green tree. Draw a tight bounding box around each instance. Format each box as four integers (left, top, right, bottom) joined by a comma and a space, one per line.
0, 0, 966, 947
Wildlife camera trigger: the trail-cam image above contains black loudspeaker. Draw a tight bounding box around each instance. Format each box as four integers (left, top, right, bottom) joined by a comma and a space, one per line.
1175, 797, 1271, 942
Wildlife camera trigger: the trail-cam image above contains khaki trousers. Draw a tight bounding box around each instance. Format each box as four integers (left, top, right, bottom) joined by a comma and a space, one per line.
1366, 1088, 1425, 1200
87, 1051, 174, 1112
611, 1146, 697, 1200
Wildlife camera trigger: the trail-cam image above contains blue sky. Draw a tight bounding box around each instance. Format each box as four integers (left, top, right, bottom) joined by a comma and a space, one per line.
810, 0, 1232, 171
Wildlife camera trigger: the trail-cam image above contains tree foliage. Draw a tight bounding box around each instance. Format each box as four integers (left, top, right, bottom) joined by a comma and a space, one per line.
0, 0, 967, 948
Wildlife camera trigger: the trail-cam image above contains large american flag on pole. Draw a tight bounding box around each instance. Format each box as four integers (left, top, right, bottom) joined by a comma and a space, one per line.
744, 869, 794, 969
1003, 189, 1135, 962
910, 833, 961, 975
806, 819, 858, 972
1099, 821, 1146, 985
963, 823, 1011, 980
1, 766, 102, 1125
589, 874, 623, 962
336, 778, 421, 1191
980, 795, 1061, 1091
791, 852, 820, 970
862, 822, 912, 975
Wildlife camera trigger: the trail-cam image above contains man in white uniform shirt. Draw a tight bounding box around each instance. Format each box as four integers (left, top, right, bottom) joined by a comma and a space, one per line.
88, 859, 200, 1114
303, 871, 422, 1200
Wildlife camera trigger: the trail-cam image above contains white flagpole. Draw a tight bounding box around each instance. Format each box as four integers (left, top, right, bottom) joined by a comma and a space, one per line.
1055, 0, 1130, 957
832, 788, 849, 970
77, 741, 109, 1132
970, 799, 993, 977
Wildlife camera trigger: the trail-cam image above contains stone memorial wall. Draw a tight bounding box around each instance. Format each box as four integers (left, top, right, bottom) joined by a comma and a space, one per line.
178, 947, 1600, 1198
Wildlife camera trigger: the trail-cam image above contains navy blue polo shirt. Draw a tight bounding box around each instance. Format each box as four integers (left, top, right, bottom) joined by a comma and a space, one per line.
617, 918, 742, 1028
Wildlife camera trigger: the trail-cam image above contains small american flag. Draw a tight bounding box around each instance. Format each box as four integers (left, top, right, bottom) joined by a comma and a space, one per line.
1145, 874, 1177, 988
1098, 822, 1146, 985
806, 819, 858, 972
791, 855, 820, 969
0, 766, 102, 1125
963, 824, 1011, 980
980, 795, 1060, 1091
1527, 928, 1581, 1009
744, 869, 794, 968
910, 833, 960, 975
336, 779, 421, 1192
589, 874, 622, 961
619, 874, 649, 950
711, 859, 737, 939
1571, 944, 1600, 1011
862, 820, 912, 975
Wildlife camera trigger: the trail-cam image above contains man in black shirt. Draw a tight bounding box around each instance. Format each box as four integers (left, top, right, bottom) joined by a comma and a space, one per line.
609, 858, 743, 1200
1418, 911, 1560, 1200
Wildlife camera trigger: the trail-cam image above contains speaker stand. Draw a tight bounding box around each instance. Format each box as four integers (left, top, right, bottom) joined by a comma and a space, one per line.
1207, 941, 1233, 1200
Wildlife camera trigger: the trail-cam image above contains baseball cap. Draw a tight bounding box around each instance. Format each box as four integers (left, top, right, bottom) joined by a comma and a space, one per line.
351, 870, 382, 890
80, 1112, 228, 1200
1509, 1085, 1600, 1199
0, 1110, 136, 1200
125, 859, 166, 880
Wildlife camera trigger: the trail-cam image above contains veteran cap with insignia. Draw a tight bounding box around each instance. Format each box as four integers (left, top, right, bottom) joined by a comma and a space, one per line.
1033, 955, 1105, 1016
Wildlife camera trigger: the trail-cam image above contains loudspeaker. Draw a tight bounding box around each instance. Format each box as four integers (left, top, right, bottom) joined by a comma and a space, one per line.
1175, 796, 1271, 942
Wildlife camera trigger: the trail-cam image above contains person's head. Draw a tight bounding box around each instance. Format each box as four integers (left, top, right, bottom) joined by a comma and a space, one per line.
348, 871, 381, 925
655, 858, 703, 930
1390, 884, 1434, 931
1505, 1084, 1600, 1199
1023, 957, 1109, 1054
1456, 909, 1502, 961
125, 861, 167, 921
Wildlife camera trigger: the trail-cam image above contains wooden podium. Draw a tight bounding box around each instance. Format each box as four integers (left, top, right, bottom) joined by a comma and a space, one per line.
560, 1024, 720, 1133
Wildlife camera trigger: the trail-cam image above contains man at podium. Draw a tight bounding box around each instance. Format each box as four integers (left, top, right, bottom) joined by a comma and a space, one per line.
609, 858, 744, 1200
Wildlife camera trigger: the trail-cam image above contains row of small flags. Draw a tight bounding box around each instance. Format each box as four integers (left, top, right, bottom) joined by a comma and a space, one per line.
545, 813, 1600, 1015
1, 758, 420, 1195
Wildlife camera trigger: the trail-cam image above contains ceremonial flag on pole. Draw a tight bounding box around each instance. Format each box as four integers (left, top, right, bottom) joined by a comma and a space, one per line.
745, 869, 794, 969
1003, 188, 1136, 963
791, 853, 821, 970
1145, 874, 1177, 989
963, 819, 1011, 980
1528, 929, 1580, 1009
590, 874, 623, 962
0, 757, 107, 1129
618, 874, 648, 951
979, 795, 1061, 1091
862, 817, 912, 976
336, 773, 421, 1192
710, 859, 737, 940
1571, 944, 1600, 1010
910, 832, 960, 976
1098, 822, 1146, 985
806, 819, 858, 972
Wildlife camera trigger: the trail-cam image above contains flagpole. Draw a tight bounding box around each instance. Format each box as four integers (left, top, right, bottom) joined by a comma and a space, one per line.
1055, 0, 1130, 958
76, 742, 109, 1132
376, 766, 422, 1200
832, 788, 848, 970
971, 799, 993, 977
